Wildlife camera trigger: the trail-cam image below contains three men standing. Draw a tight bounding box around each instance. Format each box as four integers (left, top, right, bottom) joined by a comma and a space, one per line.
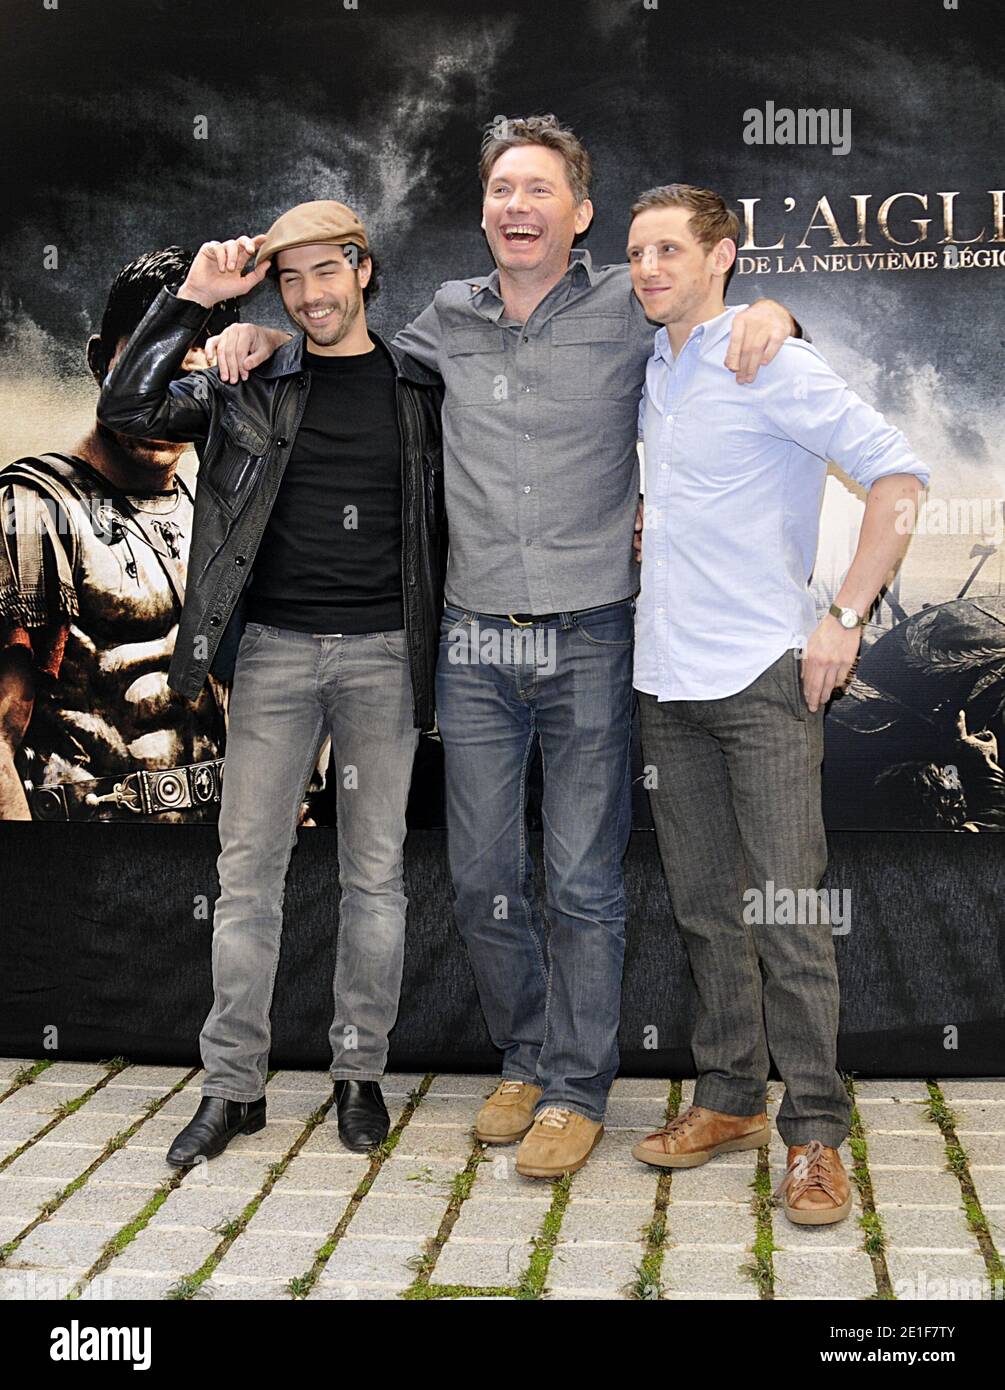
101, 117, 926, 1218
201, 115, 799, 1180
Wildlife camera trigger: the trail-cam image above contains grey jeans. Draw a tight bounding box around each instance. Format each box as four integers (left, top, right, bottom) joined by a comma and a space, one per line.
199, 621, 420, 1101
638, 649, 851, 1148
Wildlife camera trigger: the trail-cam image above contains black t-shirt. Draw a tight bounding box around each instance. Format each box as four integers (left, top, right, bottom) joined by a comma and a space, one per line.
245, 342, 404, 633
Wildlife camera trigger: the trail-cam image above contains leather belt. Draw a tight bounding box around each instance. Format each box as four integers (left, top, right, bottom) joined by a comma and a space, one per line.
482, 612, 562, 627
478, 599, 632, 628
29, 758, 225, 821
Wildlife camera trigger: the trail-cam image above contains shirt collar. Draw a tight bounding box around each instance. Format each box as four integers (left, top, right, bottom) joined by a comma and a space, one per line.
654, 303, 749, 366
466, 246, 599, 311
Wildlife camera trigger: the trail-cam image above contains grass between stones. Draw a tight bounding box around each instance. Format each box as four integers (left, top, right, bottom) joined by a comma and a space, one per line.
743, 1149, 778, 1298
0, 1061, 197, 1272
402, 1139, 575, 1300
0, 1056, 129, 1177
9, 1066, 998, 1303
1, 1058, 55, 1103
285, 1077, 435, 1299
924, 1080, 1004, 1288
162, 1078, 377, 1301
628, 1079, 681, 1301
845, 1075, 892, 1300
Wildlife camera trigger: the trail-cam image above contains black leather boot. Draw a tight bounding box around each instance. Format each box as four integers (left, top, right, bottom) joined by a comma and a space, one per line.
334, 1080, 389, 1152
166, 1096, 266, 1167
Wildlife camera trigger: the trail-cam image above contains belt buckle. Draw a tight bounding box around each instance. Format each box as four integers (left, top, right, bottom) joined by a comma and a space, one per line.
83, 774, 145, 814
507, 612, 533, 627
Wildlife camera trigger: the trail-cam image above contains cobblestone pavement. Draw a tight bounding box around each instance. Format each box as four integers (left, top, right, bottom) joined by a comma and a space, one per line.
1, 1060, 1002, 1301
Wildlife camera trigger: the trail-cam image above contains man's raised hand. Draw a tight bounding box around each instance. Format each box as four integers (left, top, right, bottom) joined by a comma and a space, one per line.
177, 235, 272, 312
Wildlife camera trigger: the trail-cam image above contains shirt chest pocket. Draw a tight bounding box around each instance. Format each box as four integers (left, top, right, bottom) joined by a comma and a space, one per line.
443, 326, 508, 407
205, 403, 273, 514
550, 314, 630, 400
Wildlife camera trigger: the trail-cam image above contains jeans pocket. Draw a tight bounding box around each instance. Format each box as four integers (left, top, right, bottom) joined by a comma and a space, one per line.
239, 621, 282, 658
440, 607, 473, 637
378, 629, 409, 661
572, 602, 635, 647
240, 621, 265, 656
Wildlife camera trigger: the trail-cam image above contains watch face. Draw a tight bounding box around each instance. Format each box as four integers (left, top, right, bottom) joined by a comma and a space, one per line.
841, 609, 858, 629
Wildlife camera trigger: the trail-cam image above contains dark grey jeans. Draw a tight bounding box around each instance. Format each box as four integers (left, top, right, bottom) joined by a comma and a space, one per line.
199, 621, 419, 1102
638, 648, 851, 1148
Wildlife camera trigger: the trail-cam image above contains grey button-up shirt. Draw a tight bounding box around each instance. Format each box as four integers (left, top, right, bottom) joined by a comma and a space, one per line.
393, 248, 653, 613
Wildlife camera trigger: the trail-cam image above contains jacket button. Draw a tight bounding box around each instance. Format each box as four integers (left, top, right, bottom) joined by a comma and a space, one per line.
235, 555, 246, 565
209, 615, 221, 626
277, 437, 288, 448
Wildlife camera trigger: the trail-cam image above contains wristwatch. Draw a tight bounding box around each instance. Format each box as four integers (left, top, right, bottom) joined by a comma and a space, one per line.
829, 603, 866, 630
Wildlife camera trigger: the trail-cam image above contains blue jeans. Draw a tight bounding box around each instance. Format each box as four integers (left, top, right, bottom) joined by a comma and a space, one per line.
435, 599, 635, 1123
199, 622, 419, 1101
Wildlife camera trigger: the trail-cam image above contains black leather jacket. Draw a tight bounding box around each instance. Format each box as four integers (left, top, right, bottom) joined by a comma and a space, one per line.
97, 287, 446, 730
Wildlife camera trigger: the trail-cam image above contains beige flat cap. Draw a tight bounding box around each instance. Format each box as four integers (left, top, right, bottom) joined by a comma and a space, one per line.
257, 200, 369, 268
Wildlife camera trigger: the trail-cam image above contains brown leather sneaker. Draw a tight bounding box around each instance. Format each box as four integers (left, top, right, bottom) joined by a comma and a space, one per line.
774, 1140, 853, 1225
515, 1106, 604, 1178
632, 1104, 770, 1168
474, 1080, 543, 1145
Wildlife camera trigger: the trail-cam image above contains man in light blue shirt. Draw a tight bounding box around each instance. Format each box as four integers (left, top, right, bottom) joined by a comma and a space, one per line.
627, 184, 929, 1225
633, 306, 926, 704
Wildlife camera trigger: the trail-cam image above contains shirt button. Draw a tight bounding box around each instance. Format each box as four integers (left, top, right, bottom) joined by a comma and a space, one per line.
661, 463, 668, 471
522, 335, 529, 343
523, 433, 533, 441
523, 485, 531, 494
665, 414, 674, 424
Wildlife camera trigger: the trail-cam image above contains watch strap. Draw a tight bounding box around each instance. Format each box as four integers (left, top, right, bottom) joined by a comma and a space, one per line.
829, 603, 865, 628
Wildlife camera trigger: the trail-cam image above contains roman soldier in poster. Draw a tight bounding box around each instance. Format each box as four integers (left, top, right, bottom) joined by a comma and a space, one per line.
0, 249, 239, 822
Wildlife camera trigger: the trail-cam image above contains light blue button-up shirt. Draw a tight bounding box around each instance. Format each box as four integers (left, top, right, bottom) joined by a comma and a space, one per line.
634, 305, 930, 701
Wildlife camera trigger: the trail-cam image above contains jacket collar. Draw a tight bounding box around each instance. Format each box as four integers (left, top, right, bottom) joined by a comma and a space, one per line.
255, 328, 435, 387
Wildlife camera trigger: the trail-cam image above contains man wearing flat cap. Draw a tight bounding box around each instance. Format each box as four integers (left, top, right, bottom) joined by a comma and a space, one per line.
98, 201, 446, 1161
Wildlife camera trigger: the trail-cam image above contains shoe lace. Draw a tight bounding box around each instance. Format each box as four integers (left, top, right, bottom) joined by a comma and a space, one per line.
649, 1105, 701, 1141
536, 1105, 572, 1130
773, 1139, 839, 1202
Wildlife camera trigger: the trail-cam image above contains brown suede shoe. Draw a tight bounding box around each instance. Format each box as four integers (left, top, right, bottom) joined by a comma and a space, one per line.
515, 1106, 604, 1178
774, 1140, 852, 1225
474, 1080, 543, 1145
632, 1104, 770, 1168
